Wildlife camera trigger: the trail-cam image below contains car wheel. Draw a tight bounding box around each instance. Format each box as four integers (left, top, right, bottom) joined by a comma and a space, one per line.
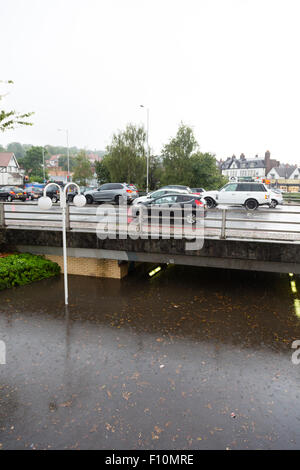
67, 195, 74, 203
270, 199, 278, 208
185, 213, 197, 224
86, 195, 93, 204
52, 196, 58, 203
245, 198, 258, 210
204, 197, 216, 209
7, 196, 12, 202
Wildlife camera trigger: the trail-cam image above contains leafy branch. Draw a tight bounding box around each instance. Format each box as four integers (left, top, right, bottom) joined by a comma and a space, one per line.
0, 80, 34, 132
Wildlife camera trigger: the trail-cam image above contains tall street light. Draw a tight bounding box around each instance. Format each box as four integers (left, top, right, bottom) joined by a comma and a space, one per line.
58, 128, 70, 181
42, 147, 45, 182
140, 105, 150, 194
38, 183, 86, 305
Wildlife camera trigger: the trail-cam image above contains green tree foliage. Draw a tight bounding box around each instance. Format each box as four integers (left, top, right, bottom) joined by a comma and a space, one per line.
58, 155, 76, 171
0, 80, 33, 132
0, 144, 5, 152
72, 150, 93, 186
104, 124, 146, 187
160, 123, 226, 189
161, 123, 197, 186
95, 159, 111, 185
190, 152, 228, 190
6, 142, 25, 159
18, 146, 48, 180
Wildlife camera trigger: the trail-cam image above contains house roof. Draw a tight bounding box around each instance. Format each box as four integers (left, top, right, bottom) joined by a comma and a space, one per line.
220, 156, 266, 170
0, 152, 14, 167
269, 165, 296, 178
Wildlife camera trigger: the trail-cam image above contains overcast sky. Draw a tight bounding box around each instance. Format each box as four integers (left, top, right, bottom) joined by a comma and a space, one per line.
1, 0, 299, 162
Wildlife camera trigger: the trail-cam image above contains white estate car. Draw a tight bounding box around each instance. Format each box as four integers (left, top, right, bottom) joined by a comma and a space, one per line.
202, 182, 270, 210
269, 189, 283, 208
132, 187, 190, 205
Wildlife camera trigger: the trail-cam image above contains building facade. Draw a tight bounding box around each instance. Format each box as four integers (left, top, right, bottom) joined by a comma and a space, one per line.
219, 151, 279, 180
0, 152, 24, 186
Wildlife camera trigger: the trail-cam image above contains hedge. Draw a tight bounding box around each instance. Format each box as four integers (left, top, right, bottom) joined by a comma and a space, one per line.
0, 253, 61, 290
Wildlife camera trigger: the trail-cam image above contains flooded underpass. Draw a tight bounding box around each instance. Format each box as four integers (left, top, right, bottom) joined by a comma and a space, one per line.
0, 265, 300, 450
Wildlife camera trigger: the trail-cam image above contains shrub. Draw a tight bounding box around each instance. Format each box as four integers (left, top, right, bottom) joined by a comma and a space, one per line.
0, 253, 60, 290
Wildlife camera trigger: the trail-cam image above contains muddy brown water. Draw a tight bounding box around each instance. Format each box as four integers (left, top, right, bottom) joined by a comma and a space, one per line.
0, 265, 300, 449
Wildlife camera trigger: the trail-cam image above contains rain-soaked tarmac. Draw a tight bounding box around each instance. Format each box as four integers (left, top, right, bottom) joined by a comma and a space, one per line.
0, 265, 300, 450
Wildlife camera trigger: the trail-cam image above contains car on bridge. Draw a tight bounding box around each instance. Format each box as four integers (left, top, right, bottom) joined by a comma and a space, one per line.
268, 189, 283, 208
132, 187, 190, 205
27, 185, 60, 203
202, 182, 270, 210
129, 193, 207, 225
0, 186, 27, 202
191, 187, 205, 195
84, 183, 138, 205
161, 185, 192, 193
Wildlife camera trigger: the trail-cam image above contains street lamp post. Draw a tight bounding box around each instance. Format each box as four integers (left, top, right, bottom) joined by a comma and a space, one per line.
140, 105, 150, 194
58, 128, 70, 181
42, 148, 45, 182
38, 183, 86, 305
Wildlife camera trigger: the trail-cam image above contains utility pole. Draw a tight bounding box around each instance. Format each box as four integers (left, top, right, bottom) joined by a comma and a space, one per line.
140, 105, 150, 193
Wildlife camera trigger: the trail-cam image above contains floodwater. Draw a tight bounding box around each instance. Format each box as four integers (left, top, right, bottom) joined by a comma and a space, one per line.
0, 265, 300, 450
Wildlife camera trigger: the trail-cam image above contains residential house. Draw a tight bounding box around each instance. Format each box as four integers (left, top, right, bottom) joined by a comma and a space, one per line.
220, 151, 279, 180
46, 155, 61, 168
0, 152, 24, 186
266, 165, 300, 192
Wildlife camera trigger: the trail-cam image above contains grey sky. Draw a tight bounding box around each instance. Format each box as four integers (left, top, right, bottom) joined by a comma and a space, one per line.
1, 0, 299, 163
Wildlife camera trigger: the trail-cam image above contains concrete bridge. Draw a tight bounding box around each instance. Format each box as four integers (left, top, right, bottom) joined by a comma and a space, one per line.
1, 201, 300, 278
1, 224, 300, 278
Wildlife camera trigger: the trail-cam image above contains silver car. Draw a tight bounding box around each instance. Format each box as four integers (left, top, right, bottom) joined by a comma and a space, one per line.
84, 183, 138, 204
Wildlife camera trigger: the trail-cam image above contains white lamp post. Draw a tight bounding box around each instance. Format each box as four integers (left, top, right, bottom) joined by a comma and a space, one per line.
58, 128, 70, 180
38, 182, 86, 305
140, 105, 150, 194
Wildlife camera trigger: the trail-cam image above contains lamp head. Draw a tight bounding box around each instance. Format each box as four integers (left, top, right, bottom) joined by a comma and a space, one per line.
73, 194, 86, 208
38, 196, 52, 210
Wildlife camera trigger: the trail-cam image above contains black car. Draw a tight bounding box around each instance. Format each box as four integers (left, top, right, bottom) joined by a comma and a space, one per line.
129, 193, 207, 225
0, 186, 27, 202
44, 185, 60, 202
27, 185, 59, 202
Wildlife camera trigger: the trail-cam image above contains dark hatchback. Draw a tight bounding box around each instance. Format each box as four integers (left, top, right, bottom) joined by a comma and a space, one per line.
128, 193, 207, 225
0, 186, 27, 202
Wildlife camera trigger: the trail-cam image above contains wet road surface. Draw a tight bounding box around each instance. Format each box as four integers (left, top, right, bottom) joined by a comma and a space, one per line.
0, 266, 300, 449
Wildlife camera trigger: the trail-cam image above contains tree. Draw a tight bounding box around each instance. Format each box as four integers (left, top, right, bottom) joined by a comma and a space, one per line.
161, 123, 198, 186
7, 142, 25, 159
18, 146, 48, 180
0, 80, 33, 132
104, 124, 146, 188
190, 152, 228, 190
58, 155, 76, 171
72, 151, 93, 186
95, 159, 111, 185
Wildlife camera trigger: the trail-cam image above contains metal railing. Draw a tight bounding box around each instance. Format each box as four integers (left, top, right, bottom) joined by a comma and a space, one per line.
1, 201, 300, 244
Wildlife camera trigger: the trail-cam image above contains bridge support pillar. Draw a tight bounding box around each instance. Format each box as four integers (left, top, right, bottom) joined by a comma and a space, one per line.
44, 255, 128, 279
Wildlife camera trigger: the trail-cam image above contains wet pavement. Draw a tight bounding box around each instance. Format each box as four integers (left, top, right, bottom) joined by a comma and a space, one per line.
0, 266, 300, 449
